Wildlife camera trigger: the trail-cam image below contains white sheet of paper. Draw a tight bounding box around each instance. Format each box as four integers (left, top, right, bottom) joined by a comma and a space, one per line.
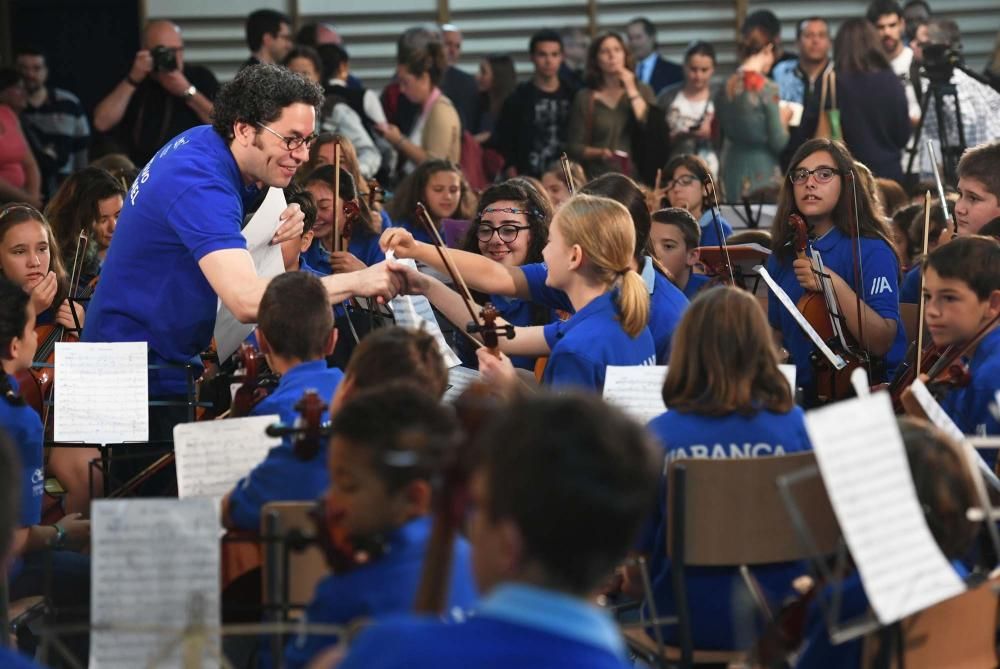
444, 366, 481, 403
755, 265, 847, 370
806, 393, 965, 624
386, 252, 463, 368
779, 364, 796, 394
173, 414, 280, 499
54, 342, 149, 444
780, 100, 804, 127
214, 187, 287, 362
91, 498, 220, 668
603, 365, 669, 424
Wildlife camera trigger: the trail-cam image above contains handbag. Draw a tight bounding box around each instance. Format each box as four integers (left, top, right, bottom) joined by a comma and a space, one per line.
814, 69, 842, 141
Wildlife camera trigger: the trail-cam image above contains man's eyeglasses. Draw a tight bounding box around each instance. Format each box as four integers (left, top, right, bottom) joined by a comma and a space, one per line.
664, 174, 699, 190
476, 224, 531, 243
789, 167, 842, 185
255, 122, 318, 151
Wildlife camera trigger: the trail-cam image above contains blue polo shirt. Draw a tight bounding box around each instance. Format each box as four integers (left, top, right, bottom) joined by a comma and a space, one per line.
492, 294, 550, 370
340, 584, 631, 669
523, 257, 686, 364
227, 360, 344, 532
303, 225, 388, 275
82, 126, 258, 396
939, 327, 1000, 465
0, 647, 42, 669
699, 209, 733, 248
683, 272, 711, 300
766, 227, 906, 395
541, 291, 656, 392
643, 407, 813, 650
283, 515, 478, 669
0, 376, 44, 528
900, 264, 921, 304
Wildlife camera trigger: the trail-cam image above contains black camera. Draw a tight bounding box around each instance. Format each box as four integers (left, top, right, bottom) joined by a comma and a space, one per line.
921, 43, 961, 84
150, 46, 179, 73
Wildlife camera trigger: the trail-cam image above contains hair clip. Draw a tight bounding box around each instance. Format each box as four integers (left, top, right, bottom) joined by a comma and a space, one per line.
479, 205, 543, 220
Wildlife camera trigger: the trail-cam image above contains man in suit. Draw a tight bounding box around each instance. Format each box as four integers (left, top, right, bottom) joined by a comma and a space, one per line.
626, 18, 683, 95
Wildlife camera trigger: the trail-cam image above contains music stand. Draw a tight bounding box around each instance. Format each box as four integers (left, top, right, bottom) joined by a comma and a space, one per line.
697, 243, 771, 292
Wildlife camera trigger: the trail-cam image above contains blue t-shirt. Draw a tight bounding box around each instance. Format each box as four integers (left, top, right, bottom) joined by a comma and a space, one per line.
340, 584, 631, 669
82, 126, 258, 396
283, 515, 478, 669
698, 209, 733, 248
683, 272, 711, 300
0, 376, 44, 527
541, 291, 656, 392
900, 264, 921, 304
523, 257, 686, 364
302, 222, 388, 275
0, 646, 43, 669
939, 327, 1000, 466
643, 407, 813, 650
227, 360, 344, 531
766, 227, 906, 395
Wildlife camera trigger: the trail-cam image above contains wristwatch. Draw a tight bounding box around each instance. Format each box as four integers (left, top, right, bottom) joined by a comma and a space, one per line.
183, 85, 197, 99
50, 523, 66, 548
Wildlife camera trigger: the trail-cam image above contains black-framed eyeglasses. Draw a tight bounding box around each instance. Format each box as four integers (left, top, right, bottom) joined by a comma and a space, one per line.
255, 122, 318, 151
476, 224, 531, 243
664, 174, 699, 190
789, 166, 842, 185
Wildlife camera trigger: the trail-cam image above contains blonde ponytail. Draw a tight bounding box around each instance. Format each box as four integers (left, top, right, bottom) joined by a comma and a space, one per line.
617, 270, 650, 338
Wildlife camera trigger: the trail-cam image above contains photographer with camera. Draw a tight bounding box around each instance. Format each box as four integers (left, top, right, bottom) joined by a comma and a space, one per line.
93, 20, 218, 167
909, 18, 1000, 181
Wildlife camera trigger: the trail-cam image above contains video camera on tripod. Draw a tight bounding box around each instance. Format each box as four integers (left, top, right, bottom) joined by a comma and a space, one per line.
921, 43, 963, 85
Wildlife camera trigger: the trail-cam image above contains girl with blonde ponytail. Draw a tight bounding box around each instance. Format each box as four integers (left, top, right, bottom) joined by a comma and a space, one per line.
389, 193, 656, 392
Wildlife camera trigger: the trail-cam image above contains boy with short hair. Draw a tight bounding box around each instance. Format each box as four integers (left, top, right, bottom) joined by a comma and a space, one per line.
905, 236, 1000, 455
281, 186, 319, 274
649, 207, 709, 299
284, 383, 478, 668
223, 271, 342, 531
338, 393, 661, 669
955, 141, 1000, 237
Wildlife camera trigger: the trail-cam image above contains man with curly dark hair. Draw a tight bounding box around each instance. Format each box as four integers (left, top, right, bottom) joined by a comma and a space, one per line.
83, 64, 401, 424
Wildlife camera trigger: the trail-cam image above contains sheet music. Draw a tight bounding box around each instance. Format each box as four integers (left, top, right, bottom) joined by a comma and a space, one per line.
805, 393, 964, 624
214, 187, 287, 362
386, 252, 462, 368
54, 342, 149, 443
755, 265, 847, 370
91, 498, 220, 668
444, 366, 481, 403
173, 415, 280, 499
602, 365, 669, 424
779, 364, 796, 394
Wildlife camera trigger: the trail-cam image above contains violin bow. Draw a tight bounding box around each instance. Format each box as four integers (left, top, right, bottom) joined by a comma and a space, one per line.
915, 191, 933, 376
703, 173, 735, 285
927, 140, 954, 234
331, 139, 342, 255
559, 153, 576, 194
413, 203, 512, 357
846, 171, 872, 376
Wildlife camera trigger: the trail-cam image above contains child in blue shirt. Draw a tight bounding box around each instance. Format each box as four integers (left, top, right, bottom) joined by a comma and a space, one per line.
0, 276, 91, 665
900, 237, 1000, 460
639, 286, 813, 651
338, 392, 662, 669
223, 271, 343, 532
649, 207, 711, 299
899, 201, 952, 304
390, 193, 656, 393
0, 204, 95, 515
383, 174, 688, 365
283, 383, 478, 669
796, 418, 978, 668
301, 165, 387, 275
387, 159, 471, 246
661, 154, 732, 248
766, 138, 906, 405
278, 185, 321, 275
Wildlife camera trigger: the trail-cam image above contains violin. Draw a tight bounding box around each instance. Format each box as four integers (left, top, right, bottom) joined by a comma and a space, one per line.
559, 152, 577, 194
788, 213, 865, 403
229, 343, 272, 417
702, 174, 737, 287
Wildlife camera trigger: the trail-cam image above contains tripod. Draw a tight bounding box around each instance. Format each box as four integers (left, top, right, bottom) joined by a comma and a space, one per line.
905, 73, 966, 185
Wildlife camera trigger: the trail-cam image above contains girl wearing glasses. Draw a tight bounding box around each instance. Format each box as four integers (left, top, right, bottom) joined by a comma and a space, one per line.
661, 153, 732, 247
767, 138, 906, 404
458, 179, 553, 370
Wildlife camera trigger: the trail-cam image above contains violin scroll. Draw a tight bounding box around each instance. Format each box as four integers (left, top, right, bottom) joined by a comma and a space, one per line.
466, 302, 515, 356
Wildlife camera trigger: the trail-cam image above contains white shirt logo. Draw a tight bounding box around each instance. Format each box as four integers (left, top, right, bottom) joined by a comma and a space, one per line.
870, 276, 893, 295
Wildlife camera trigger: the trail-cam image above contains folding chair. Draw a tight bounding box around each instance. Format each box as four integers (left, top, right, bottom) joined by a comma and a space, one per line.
626, 451, 841, 668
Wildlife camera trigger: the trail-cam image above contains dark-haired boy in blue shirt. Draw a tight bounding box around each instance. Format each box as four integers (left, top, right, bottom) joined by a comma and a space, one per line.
223, 271, 342, 531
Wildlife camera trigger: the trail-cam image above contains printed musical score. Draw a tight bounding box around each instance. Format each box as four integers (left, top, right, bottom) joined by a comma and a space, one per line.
805, 393, 964, 624
214, 187, 287, 361
174, 414, 280, 499
602, 365, 669, 424
386, 252, 462, 368
54, 341, 148, 444
444, 366, 481, 403
91, 498, 220, 668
